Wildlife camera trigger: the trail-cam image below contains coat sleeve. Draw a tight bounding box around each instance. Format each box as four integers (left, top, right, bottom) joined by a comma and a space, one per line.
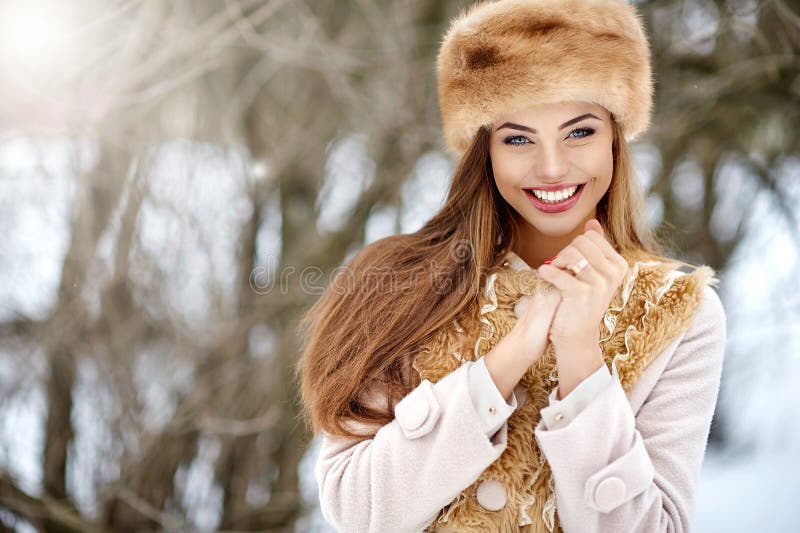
469, 355, 519, 438
541, 363, 613, 430
315, 359, 515, 533
533, 284, 727, 533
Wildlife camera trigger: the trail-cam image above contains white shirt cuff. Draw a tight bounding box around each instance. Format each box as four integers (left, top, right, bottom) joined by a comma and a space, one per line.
540, 363, 612, 430
468, 357, 518, 438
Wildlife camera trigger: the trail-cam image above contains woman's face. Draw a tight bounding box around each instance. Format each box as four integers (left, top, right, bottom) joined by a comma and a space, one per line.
489, 100, 615, 243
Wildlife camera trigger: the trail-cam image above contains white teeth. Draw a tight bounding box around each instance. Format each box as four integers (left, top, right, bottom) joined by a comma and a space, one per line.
530, 185, 579, 203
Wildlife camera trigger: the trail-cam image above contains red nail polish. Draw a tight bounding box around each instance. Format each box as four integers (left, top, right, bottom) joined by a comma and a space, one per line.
543, 254, 557, 265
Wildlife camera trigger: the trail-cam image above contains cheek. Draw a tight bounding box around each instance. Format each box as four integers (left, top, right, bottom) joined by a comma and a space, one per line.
490, 151, 523, 193
600, 154, 614, 188
579, 145, 613, 190
492, 168, 524, 209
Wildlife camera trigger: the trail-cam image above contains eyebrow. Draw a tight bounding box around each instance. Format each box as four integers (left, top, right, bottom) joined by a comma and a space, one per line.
494, 113, 602, 134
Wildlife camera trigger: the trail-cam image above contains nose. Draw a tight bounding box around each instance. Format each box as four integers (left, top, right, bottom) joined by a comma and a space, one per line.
533, 142, 570, 182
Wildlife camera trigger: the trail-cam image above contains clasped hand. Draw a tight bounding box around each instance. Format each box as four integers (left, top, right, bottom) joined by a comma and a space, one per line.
535, 218, 629, 357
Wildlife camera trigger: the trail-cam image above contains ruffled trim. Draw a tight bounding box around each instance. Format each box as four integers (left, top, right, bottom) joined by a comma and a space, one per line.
542, 472, 557, 532
516, 469, 556, 531
450, 318, 466, 363
607, 261, 696, 379
599, 261, 655, 344
518, 468, 539, 526
473, 271, 499, 358
437, 492, 467, 523
548, 351, 558, 382
411, 353, 422, 378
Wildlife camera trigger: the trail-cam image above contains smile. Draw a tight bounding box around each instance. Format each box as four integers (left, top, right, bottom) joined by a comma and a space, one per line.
523, 182, 586, 213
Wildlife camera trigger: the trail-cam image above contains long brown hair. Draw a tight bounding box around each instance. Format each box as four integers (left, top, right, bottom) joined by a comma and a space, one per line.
295, 116, 686, 440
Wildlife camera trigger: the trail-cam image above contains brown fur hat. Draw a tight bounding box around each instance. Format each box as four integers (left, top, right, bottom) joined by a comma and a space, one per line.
436, 0, 653, 157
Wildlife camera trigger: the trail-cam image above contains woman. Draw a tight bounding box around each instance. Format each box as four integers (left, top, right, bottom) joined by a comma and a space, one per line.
296, 0, 727, 531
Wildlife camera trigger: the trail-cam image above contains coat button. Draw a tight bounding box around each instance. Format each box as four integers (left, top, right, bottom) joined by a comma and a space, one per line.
593, 476, 626, 511
476, 479, 507, 511
397, 397, 429, 431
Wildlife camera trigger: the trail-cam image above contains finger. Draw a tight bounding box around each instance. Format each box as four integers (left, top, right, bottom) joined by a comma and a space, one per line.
547, 245, 603, 285
547, 241, 585, 269
570, 234, 616, 280
559, 249, 604, 289
585, 218, 604, 235
581, 229, 615, 258
536, 262, 588, 293
547, 247, 577, 275
584, 231, 630, 280
583, 229, 627, 270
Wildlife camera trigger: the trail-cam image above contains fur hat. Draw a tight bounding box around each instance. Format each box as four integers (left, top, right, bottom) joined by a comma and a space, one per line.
436, 0, 654, 157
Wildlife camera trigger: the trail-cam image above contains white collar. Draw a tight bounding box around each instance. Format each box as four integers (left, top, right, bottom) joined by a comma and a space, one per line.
503, 250, 534, 271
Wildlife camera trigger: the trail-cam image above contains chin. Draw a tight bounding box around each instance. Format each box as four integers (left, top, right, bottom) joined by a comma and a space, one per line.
533, 220, 582, 236
519, 211, 584, 236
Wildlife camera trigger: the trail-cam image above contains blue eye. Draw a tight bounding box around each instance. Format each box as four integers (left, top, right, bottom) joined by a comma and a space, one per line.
502, 127, 596, 146
503, 135, 530, 146
569, 127, 595, 139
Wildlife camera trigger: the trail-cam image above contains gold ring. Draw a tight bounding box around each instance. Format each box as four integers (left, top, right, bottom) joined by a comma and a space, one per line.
567, 258, 589, 276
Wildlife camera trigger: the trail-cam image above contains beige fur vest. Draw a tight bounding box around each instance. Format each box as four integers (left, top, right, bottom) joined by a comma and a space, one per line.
412, 256, 718, 532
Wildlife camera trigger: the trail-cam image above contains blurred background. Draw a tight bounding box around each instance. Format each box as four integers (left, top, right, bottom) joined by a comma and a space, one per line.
0, 0, 798, 531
